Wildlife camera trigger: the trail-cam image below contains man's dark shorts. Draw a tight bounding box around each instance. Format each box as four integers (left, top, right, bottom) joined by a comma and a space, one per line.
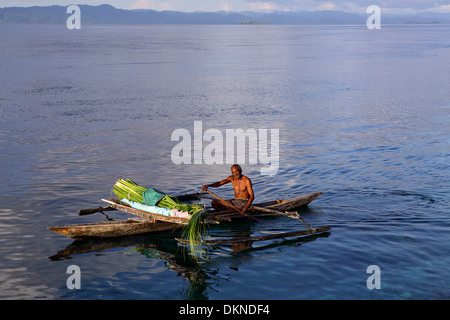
225, 199, 248, 210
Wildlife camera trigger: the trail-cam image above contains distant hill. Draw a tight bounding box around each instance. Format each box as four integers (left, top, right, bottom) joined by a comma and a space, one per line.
1, 4, 450, 25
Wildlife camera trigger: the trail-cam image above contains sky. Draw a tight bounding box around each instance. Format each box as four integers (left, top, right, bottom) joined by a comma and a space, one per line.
1, 0, 450, 14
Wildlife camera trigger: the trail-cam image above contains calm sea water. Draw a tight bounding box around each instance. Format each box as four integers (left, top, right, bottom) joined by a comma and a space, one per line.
0, 24, 449, 300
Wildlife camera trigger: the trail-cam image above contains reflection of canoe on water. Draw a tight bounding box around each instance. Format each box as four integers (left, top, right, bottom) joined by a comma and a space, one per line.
176, 226, 331, 245
48, 192, 329, 241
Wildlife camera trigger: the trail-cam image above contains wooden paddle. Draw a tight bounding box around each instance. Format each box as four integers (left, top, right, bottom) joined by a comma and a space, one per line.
205, 190, 259, 222
79, 206, 116, 216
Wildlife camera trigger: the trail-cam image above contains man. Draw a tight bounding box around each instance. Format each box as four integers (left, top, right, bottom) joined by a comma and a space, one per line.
201, 164, 254, 216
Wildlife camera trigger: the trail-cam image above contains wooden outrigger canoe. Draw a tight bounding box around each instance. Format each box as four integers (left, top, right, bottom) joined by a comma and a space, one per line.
48, 218, 182, 240
48, 192, 328, 241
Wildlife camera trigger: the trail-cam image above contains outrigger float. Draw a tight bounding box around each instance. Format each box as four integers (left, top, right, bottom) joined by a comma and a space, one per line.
48, 191, 330, 245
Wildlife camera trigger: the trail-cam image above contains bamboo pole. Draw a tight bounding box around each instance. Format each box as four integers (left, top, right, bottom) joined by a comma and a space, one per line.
250, 205, 316, 231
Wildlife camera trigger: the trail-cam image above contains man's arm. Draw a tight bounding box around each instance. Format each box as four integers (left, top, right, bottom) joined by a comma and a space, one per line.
202, 176, 232, 191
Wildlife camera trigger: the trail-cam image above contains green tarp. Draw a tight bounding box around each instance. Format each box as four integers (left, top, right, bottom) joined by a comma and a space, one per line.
142, 188, 166, 206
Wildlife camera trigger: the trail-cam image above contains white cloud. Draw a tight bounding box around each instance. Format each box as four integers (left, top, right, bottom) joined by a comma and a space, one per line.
247, 1, 282, 11
316, 2, 336, 11
427, 4, 450, 13
130, 0, 173, 11
219, 1, 233, 11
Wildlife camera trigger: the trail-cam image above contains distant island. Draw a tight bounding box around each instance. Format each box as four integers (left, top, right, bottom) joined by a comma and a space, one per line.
1, 4, 450, 25
240, 21, 270, 25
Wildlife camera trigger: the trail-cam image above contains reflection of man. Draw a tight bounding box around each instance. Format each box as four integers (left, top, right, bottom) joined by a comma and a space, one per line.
201, 164, 255, 216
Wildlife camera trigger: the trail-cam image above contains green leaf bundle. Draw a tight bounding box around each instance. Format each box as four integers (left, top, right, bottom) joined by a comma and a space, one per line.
181, 209, 207, 260
111, 178, 207, 259
112, 178, 147, 203
158, 195, 204, 215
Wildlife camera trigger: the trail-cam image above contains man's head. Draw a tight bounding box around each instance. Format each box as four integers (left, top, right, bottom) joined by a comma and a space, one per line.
231, 164, 242, 179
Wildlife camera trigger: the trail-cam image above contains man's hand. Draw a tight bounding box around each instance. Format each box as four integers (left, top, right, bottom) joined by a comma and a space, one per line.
238, 208, 247, 216
201, 185, 209, 191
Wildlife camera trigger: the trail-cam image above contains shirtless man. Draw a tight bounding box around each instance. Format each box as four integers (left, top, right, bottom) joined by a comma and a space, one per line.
201, 164, 254, 216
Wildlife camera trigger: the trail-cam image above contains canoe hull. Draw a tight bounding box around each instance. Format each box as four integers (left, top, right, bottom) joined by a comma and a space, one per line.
256, 192, 323, 212
48, 219, 182, 240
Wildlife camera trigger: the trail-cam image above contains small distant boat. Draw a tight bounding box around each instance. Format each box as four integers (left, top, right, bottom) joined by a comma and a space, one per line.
48, 192, 328, 241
